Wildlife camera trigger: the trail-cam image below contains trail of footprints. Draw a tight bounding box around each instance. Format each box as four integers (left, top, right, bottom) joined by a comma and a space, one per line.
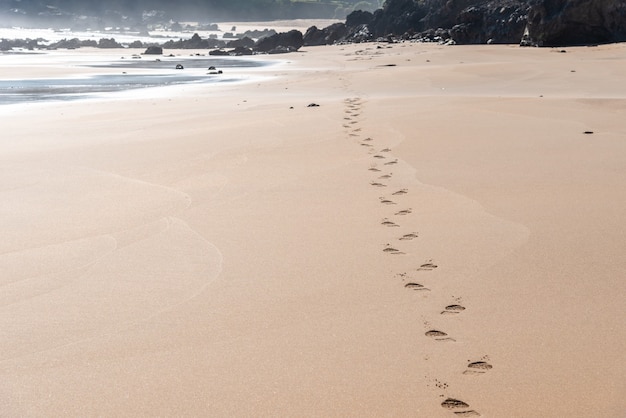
343, 97, 492, 417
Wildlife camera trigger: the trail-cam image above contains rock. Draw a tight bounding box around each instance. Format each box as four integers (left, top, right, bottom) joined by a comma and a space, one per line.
229, 46, 253, 56
97, 38, 123, 48
254, 30, 303, 53
525, 0, 626, 46
209, 49, 229, 56
143, 45, 163, 55
226, 36, 255, 48
303, 23, 348, 46
175, 64, 184, 69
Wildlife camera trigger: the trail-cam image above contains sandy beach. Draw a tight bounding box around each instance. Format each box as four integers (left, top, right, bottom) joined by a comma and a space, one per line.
1, 41, 625, 416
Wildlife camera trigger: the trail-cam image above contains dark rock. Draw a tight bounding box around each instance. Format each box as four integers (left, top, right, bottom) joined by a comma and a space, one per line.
303, 23, 348, 46
254, 30, 303, 53
525, 0, 626, 46
226, 36, 255, 48
97, 38, 122, 48
175, 64, 184, 69
209, 49, 229, 56
240, 29, 277, 39
143, 45, 163, 55
307, 103, 320, 107
346, 10, 374, 27
229, 46, 253, 56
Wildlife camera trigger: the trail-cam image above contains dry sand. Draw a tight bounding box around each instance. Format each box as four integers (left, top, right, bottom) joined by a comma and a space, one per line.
1, 41, 625, 417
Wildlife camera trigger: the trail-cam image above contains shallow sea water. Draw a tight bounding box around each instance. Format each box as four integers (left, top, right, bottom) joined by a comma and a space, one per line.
0, 53, 271, 105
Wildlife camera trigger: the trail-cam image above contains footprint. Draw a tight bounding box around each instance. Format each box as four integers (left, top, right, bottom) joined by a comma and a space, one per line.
368, 167, 381, 172
379, 198, 396, 205
370, 181, 387, 187
378, 173, 392, 179
395, 208, 412, 215
441, 398, 470, 410
441, 304, 465, 315
463, 361, 493, 375
383, 244, 405, 255
417, 261, 438, 271
404, 282, 429, 291
384, 159, 398, 165
425, 330, 455, 342
380, 148, 392, 152
399, 232, 418, 240
381, 218, 400, 227
392, 189, 408, 195
362, 137, 373, 142
360, 143, 372, 147
373, 155, 386, 159
353, 128, 362, 132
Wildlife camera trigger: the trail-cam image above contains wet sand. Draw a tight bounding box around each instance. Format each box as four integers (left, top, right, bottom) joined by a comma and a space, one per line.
1, 42, 625, 416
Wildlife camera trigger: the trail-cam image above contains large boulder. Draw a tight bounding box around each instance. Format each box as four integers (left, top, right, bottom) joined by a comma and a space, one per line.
143, 45, 163, 55
303, 23, 348, 46
448, 2, 529, 44
254, 30, 303, 53
525, 0, 626, 46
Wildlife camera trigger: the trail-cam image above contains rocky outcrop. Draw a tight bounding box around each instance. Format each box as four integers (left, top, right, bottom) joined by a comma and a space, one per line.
447, 1, 529, 44
254, 30, 303, 53
367, 0, 530, 44
303, 23, 348, 46
525, 0, 626, 46
143, 45, 163, 55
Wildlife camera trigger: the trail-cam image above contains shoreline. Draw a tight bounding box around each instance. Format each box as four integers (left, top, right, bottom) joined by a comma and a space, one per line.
1, 41, 625, 416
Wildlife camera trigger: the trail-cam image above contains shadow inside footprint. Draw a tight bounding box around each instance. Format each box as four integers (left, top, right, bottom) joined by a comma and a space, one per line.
463, 361, 493, 375
405, 282, 429, 291
441, 304, 465, 315
454, 411, 481, 417
381, 219, 399, 227
417, 262, 438, 271
441, 398, 470, 409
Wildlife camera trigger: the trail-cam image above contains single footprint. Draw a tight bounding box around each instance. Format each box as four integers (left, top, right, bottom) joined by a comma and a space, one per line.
373, 155, 385, 159
463, 361, 493, 375
368, 167, 381, 172
379, 198, 396, 205
417, 261, 438, 271
392, 189, 408, 195
395, 208, 412, 215
441, 304, 465, 315
425, 330, 455, 342
404, 282, 430, 291
362, 137, 373, 142
379, 173, 392, 179
441, 398, 470, 410
380, 148, 392, 152
361, 143, 372, 147
381, 218, 400, 227
384, 159, 398, 165
383, 244, 404, 255
370, 181, 387, 187
399, 232, 418, 240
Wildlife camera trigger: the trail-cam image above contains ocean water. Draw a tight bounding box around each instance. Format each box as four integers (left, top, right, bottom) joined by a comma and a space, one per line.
0, 52, 272, 105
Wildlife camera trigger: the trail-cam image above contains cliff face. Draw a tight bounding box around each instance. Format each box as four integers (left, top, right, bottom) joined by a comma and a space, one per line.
367, 0, 531, 43
306, 0, 626, 46
526, 0, 626, 46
